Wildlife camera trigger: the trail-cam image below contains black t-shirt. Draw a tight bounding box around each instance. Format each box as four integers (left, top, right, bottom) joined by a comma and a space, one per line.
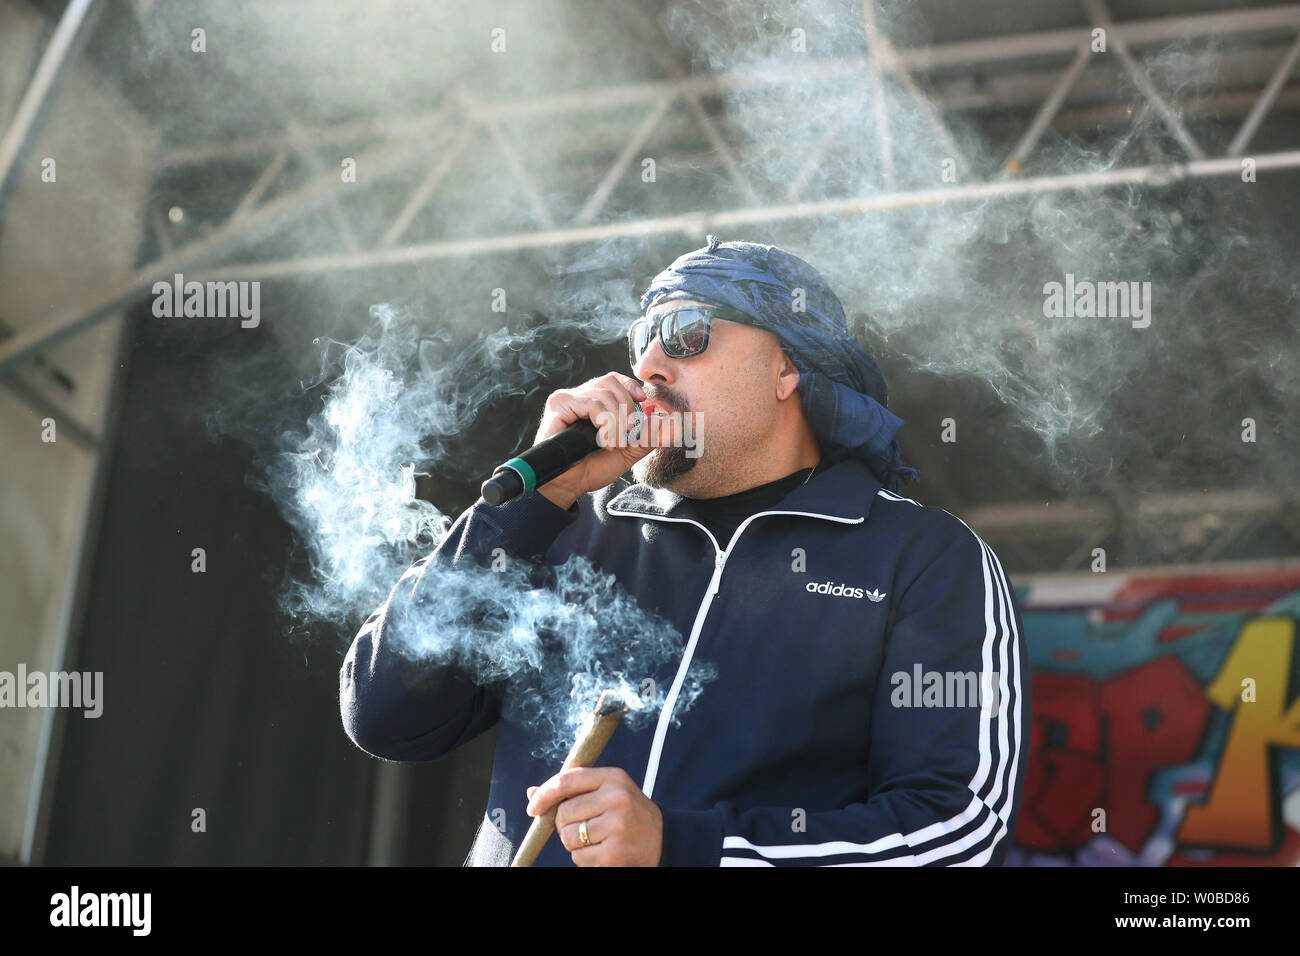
682, 458, 826, 549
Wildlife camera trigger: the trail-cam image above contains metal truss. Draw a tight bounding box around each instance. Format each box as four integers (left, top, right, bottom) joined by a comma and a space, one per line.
5, 3, 1300, 380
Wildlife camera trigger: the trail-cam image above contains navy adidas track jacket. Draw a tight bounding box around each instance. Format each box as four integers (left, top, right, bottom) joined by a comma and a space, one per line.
340, 457, 1030, 866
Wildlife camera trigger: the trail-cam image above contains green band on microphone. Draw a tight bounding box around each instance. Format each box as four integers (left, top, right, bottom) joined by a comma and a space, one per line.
503, 457, 537, 495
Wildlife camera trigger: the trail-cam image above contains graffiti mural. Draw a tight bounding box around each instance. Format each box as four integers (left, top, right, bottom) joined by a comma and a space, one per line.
1007, 565, 1300, 866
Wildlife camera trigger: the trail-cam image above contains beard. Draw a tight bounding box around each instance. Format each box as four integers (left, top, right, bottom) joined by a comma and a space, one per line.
633, 443, 698, 488
632, 384, 697, 489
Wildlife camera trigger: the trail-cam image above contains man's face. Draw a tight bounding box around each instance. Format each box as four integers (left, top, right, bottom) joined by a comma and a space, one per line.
630, 298, 791, 495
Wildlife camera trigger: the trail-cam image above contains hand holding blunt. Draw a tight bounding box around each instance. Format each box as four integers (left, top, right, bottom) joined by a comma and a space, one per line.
510, 691, 628, 867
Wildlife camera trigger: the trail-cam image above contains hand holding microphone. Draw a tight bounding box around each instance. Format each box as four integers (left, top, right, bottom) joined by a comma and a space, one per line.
481, 372, 677, 509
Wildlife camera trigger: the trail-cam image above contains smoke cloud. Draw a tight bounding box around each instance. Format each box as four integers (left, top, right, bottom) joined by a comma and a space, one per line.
195, 0, 1296, 748
209, 303, 713, 760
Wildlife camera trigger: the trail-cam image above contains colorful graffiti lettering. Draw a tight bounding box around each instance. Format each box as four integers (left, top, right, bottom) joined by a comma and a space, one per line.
1007, 567, 1300, 866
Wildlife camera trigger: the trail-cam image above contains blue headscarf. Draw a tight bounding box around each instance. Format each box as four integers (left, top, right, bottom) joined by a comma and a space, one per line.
640, 236, 918, 493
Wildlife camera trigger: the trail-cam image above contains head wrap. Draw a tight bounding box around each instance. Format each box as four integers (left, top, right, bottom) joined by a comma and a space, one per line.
639, 235, 918, 492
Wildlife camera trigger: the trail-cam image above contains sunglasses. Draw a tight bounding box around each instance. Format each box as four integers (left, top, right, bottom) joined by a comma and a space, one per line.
627, 305, 752, 368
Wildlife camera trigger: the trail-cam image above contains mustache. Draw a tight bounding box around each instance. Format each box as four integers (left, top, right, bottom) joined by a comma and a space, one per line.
642, 385, 689, 412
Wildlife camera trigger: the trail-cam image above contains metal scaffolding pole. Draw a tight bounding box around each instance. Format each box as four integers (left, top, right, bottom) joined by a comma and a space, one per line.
0, 0, 97, 206
861, 0, 896, 190
195, 149, 1300, 279
1228, 31, 1300, 156
572, 95, 675, 226
1001, 45, 1093, 176
380, 125, 474, 247
904, 4, 1300, 71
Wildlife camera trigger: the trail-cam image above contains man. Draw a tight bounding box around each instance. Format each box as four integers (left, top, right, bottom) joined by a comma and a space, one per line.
340, 236, 1030, 866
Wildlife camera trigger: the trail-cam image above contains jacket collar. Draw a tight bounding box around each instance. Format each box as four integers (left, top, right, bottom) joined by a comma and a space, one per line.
605, 457, 883, 522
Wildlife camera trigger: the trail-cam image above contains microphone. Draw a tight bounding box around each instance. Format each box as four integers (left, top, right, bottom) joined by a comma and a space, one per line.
481, 403, 643, 507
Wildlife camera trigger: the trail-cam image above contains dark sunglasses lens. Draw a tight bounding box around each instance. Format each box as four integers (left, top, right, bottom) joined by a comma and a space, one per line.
629, 320, 652, 364
663, 310, 709, 357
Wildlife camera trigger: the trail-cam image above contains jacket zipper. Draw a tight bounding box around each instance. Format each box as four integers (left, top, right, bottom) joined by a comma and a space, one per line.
606, 506, 865, 799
